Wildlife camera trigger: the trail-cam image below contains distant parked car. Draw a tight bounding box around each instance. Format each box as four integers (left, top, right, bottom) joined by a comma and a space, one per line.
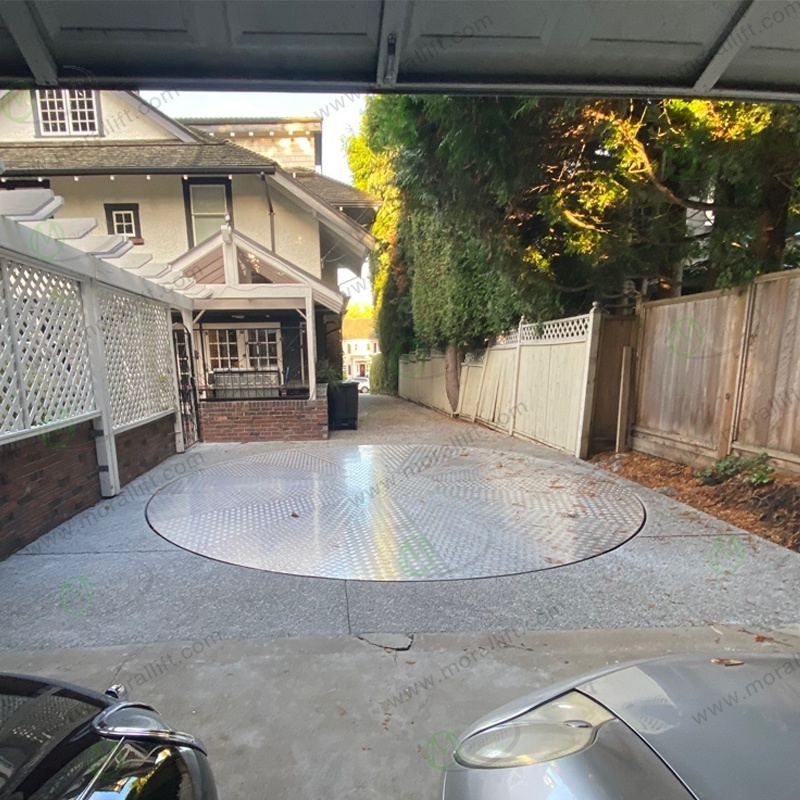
353, 375, 370, 394
0, 673, 218, 799
441, 653, 800, 799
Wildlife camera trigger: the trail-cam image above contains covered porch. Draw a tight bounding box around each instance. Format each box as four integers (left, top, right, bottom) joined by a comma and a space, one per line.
169, 227, 347, 441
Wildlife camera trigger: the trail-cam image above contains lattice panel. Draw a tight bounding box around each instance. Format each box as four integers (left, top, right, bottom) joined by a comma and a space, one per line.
98, 289, 174, 430
521, 314, 590, 342
0, 270, 24, 435
0, 260, 95, 436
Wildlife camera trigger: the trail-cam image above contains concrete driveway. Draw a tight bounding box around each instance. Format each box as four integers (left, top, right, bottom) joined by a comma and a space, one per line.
1, 395, 799, 798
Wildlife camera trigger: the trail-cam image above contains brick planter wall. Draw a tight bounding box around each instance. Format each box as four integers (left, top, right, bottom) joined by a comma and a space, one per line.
115, 414, 177, 486
0, 421, 102, 560
0, 414, 177, 560
198, 390, 328, 442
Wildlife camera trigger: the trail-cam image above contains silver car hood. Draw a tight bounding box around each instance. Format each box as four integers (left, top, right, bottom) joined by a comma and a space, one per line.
456, 653, 800, 800
579, 653, 800, 800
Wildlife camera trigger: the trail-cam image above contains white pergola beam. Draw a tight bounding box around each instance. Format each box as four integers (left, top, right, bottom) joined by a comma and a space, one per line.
192, 298, 307, 311
0, 2, 58, 86
207, 284, 314, 300
0, 216, 193, 310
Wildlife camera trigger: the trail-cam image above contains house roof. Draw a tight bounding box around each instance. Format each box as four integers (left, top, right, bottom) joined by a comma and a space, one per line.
342, 317, 375, 340
291, 169, 376, 207
0, 139, 278, 176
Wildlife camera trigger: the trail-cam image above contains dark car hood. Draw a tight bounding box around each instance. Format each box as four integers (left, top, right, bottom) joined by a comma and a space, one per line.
580, 653, 800, 800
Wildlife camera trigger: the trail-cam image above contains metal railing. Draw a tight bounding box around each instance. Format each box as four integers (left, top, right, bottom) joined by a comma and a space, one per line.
201, 369, 309, 400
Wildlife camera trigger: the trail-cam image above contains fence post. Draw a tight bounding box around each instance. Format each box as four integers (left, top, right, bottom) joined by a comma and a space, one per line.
166, 307, 186, 454
472, 345, 490, 423
615, 345, 633, 452
81, 280, 121, 497
0, 260, 30, 429
509, 317, 524, 434
723, 283, 756, 458
575, 303, 603, 459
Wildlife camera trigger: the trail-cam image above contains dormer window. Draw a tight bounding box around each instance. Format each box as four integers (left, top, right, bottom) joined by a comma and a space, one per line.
35, 89, 100, 136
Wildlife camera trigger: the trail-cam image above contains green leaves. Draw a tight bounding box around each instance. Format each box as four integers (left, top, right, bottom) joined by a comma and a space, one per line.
348, 91, 800, 388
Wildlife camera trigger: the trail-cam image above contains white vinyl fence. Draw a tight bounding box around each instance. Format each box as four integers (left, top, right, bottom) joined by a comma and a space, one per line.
0, 253, 182, 495
400, 307, 603, 456
398, 351, 451, 415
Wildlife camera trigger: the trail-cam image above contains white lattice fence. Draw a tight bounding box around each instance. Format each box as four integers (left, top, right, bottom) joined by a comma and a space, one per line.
500, 314, 590, 346
0, 259, 95, 438
98, 289, 175, 431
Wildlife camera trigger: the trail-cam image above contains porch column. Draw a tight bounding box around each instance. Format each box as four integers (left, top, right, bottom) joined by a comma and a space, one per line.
221, 226, 238, 285
305, 290, 316, 400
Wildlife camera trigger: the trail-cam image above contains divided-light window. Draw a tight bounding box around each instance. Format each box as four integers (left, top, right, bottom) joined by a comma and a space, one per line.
105, 204, 142, 241
204, 327, 282, 372
36, 90, 99, 136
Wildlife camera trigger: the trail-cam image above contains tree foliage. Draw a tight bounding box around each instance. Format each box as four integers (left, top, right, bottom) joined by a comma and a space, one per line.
347, 94, 800, 392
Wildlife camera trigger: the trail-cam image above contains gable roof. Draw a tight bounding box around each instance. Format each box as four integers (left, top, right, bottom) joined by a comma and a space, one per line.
170, 226, 347, 313
292, 168, 377, 207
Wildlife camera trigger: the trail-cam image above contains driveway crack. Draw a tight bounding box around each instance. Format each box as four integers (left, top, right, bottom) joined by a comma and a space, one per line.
111, 644, 147, 684
356, 633, 415, 652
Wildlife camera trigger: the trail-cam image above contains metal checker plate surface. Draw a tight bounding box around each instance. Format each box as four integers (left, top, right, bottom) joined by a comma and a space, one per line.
145, 445, 645, 581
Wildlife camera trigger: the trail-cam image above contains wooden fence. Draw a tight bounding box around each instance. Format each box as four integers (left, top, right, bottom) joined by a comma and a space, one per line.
631, 269, 800, 472
398, 268, 799, 470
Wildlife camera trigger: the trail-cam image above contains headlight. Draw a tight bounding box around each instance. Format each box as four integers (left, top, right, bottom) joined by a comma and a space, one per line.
455, 691, 615, 769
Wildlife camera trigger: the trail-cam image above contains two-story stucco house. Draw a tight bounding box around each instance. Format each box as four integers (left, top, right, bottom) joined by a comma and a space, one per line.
0, 88, 376, 443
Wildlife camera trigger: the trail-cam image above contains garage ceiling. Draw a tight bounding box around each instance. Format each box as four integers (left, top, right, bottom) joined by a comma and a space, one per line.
1, 0, 800, 101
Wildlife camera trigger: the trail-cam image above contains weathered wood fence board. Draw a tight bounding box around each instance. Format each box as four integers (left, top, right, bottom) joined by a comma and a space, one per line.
632, 268, 800, 472
733, 273, 800, 467
591, 316, 637, 452
633, 289, 747, 455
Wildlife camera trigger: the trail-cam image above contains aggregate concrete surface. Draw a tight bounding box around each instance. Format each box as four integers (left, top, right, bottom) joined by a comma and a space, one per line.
2, 396, 798, 798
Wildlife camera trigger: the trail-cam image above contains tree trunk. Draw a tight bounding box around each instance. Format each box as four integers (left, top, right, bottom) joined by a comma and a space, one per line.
754, 172, 791, 272
444, 342, 461, 413
705, 174, 736, 291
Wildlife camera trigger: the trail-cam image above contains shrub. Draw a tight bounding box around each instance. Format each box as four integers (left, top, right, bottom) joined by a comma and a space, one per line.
696, 452, 774, 487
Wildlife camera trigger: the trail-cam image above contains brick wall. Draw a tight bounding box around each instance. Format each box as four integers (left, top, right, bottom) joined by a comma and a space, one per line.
198, 391, 328, 442
0, 421, 102, 560
0, 414, 178, 560
115, 414, 177, 486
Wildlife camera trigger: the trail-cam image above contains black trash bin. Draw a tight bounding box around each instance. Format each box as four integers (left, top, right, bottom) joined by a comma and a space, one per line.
328, 380, 359, 430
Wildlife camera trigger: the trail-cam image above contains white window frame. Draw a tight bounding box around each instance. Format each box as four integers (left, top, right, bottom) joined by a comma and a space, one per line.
36, 89, 100, 137
189, 184, 228, 245
111, 209, 136, 236
200, 323, 283, 375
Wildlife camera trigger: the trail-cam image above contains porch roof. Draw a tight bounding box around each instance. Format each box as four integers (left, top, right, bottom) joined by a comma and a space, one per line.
169, 227, 347, 314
